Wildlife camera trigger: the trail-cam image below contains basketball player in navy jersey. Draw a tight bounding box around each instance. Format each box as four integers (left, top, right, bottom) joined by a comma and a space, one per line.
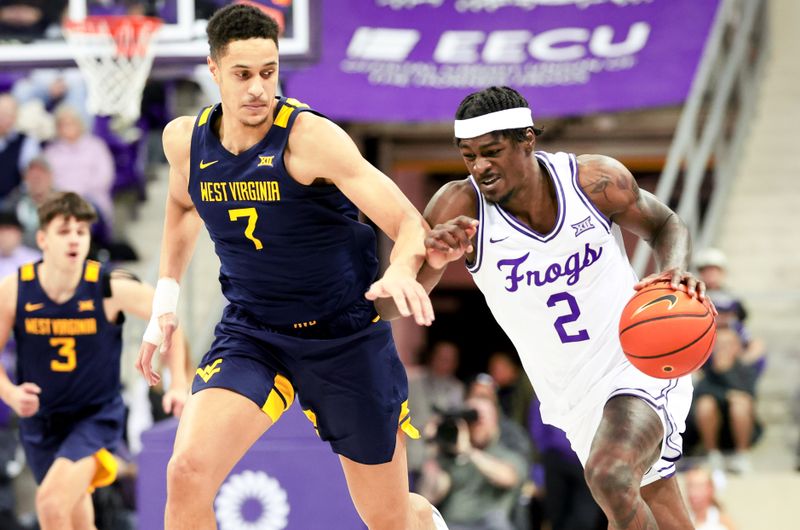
381, 87, 715, 530
0, 192, 188, 530
135, 4, 446, 530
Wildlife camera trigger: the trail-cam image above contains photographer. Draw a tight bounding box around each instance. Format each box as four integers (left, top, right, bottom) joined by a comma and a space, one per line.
418, 396, 528, 530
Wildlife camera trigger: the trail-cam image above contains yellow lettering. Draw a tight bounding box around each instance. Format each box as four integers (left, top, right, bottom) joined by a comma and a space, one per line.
200, 181, 210, 202
248, 181, 257, 201
270, 181, 280, 201
51, 318, 97, 336
25, 318, 51, 335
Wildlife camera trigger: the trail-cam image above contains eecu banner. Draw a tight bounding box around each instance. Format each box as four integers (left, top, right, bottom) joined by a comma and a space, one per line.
283, 0, 721, 122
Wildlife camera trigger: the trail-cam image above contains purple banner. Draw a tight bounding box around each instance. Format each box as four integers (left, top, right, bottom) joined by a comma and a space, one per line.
283, 0, 721, 122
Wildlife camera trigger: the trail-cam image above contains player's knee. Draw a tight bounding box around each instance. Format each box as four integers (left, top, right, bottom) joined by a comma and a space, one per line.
584, 450, 638, 504
36, 487, 70, 524
167, 451, 210, 496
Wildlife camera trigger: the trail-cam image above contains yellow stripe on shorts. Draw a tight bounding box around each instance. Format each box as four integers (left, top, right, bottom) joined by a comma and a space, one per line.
262, 374, 294, 423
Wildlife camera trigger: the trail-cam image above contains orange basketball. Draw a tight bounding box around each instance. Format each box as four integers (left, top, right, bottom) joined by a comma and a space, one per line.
619, 282, 716, 379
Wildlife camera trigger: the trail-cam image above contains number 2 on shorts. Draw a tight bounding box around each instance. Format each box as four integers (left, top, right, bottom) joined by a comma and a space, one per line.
228, 207, 264, 250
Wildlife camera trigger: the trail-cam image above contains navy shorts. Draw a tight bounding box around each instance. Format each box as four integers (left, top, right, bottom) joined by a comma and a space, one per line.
20, 394, 124, 486
192, 299, 417, 465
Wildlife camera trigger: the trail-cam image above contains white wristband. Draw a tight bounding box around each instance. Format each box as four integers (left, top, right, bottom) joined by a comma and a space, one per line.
153, 278, 180, 317
142, 317, 163, 346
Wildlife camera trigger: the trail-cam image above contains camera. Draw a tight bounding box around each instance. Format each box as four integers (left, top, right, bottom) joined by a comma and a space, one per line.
432, 407, 479, 455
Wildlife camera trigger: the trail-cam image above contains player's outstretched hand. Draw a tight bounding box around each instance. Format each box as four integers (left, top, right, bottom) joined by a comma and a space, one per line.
425, 216, 479, 270
136, 313, 179, 386
635, 269, 717, 315
8, 382, 40, 417
162, 387, 187, 418
365, 266, 434, 326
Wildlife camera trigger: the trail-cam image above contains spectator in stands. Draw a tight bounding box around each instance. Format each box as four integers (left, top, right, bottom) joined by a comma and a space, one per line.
684, 467, 737, 529
44, 104, 115, 224
488, 350, 534, 430
407, 340, 465, 486
693, 328, 760, 474
0, 210, 39, 276
417, 396, 528, 530
695, 248, 766, 365
467, 373, 532, 459
0, 1, 66, 42
0, 93, 41, 204
12, 69, 91, 126
11, 155, 53, 248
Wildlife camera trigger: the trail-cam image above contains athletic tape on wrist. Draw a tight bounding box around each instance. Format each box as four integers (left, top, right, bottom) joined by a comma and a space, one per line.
153, 278, 180, 317
142, 318, 162, 346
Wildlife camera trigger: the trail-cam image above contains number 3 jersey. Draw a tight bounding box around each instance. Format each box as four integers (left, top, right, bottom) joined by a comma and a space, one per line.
13, 260, 123, 416
468, 151, 638, 427
188, 97, 379, 327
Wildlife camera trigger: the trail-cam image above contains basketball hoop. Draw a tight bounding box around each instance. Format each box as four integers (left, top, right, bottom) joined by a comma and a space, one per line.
64, 16, 162, 123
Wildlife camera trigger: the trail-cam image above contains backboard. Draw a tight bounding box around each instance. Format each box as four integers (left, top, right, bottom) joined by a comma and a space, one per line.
0, 0, 316, 69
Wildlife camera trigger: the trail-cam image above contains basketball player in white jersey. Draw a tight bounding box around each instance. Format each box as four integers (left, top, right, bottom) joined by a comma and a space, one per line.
381, 87, 714, 529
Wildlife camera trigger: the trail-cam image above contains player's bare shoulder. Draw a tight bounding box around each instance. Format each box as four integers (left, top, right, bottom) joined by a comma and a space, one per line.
576, 154, 640, 218
425, 178, 478, 225
162, 116, 196, 174
286, 111, 358, 186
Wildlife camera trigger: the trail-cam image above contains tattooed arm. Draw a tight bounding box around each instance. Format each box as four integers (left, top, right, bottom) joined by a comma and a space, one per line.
576, 154, 707, 299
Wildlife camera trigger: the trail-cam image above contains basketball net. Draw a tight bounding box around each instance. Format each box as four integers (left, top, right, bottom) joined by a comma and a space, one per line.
63, 16, 162, 124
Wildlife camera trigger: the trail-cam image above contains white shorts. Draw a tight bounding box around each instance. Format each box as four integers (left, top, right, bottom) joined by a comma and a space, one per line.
559, 362, 693, 487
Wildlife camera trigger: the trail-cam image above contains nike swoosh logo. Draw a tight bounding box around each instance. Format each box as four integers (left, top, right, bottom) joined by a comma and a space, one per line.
24, 302, 44, 312
489, 236, 509, 244
633, 294, 679, 316
199, 160, 219, 169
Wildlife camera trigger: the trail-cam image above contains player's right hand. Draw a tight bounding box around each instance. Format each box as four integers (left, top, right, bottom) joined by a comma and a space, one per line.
9, 382, 40, 417
425, 216, 479, 270
136, 313, 179, 386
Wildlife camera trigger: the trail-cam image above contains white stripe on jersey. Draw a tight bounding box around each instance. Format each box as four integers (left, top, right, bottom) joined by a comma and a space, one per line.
468, 151, 640, 428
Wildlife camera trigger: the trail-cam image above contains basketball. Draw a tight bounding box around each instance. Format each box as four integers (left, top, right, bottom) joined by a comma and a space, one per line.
619, 282, 716, 379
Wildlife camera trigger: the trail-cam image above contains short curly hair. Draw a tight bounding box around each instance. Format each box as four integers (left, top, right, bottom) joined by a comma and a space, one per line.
207, 4, 280, 61
38, 192, 98, 228
455, 86, 543, 143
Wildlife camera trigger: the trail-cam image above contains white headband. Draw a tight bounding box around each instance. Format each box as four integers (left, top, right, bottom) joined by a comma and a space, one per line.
454, 107, 534, 139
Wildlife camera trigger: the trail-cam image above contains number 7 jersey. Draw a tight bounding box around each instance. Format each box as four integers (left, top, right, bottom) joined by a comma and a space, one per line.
188, 97, 379, 327
468, 151, 638, 427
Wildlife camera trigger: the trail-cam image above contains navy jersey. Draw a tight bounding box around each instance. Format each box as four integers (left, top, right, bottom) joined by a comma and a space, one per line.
13, 261, 123, 415
188, 97, 379, 326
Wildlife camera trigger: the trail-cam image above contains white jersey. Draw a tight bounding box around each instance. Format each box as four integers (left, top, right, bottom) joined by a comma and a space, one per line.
468, 151, 692, 483
468, 151, 638, 426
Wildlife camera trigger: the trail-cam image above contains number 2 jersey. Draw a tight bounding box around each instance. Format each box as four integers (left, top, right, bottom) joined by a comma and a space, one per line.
468, 151, 640, 428
188, 97, 379, 327
13, 260, 122, 416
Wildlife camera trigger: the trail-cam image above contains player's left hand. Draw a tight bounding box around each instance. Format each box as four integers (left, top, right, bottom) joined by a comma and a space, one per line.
635, 268, 718, 315
162, 386, 188, 418
365, 265, 434, 326
136, 313, 179, 386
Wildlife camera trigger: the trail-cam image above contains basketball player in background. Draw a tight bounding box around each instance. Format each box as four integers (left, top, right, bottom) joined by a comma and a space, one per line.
381, 86, 714, 529
0, 192, 188, 530
135, 4, 447, 530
